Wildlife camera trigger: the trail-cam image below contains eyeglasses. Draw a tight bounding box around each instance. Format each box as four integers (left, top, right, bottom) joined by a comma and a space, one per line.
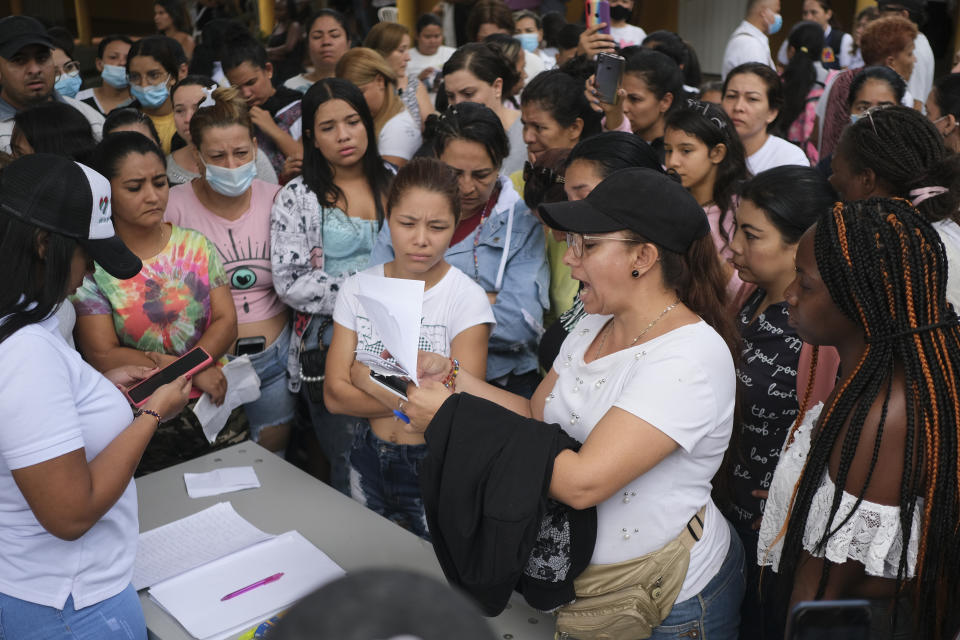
54, 60, 81, 81
523, 160, 565, 186
129, 71, 170, 87
565, 232, 637, 258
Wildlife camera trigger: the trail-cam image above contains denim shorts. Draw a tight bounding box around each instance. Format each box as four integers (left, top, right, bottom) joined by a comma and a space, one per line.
228, 323, 296, 440
348, 421, 430, 541
649, 518, 746, 640
0, 583, 146, 640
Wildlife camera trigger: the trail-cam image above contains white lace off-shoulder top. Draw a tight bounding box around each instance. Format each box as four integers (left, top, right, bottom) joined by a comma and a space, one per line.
757, 403, 921, 579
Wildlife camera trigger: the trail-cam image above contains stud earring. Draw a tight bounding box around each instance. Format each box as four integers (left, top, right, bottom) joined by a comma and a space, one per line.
631, 270, 640, 278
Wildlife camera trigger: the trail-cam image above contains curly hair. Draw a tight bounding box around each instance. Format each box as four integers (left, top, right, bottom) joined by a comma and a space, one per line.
860, 15, 918, 66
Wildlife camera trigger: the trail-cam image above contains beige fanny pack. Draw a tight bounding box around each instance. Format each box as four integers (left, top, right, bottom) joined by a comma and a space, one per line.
555, 506, 706, 640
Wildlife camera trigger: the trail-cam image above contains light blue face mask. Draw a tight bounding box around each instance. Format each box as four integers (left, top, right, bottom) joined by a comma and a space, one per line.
55, 73, 82, 99
101, 64, 129, 89
131, 78, 170, 109
517, 32, 539, 53
850, 112, 863, 125
768, 13, 783, 35
204, 159, 257, 197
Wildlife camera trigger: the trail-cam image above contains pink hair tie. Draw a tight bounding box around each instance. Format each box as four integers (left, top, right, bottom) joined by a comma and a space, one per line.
910, 186, 949, 206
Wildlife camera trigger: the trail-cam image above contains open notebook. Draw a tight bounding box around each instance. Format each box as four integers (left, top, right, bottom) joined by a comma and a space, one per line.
135, 503, 345, 640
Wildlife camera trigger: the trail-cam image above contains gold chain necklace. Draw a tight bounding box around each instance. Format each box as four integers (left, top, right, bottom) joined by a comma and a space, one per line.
595, 298, 682, 360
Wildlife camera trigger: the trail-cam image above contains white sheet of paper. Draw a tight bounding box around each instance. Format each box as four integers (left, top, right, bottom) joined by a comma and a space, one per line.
354, 273, 424, 386
133, 502, 273, 590
192, 356, 262, 443
148, 531, 345, 640
183, 466, 261, 499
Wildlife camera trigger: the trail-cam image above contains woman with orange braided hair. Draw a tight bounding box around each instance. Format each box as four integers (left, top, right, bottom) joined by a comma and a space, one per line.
757, 198, 960, 639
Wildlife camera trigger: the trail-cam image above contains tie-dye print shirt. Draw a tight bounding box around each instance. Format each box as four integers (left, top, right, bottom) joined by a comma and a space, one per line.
71, 225, 229, 356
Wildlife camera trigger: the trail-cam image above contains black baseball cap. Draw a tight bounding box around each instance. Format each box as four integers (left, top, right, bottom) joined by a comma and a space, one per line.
538, 167, 710, 254
0, 16, 55, 60
0, 154, 142, 279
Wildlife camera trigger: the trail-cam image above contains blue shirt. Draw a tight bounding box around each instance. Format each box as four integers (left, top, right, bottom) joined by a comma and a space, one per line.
370, 176, 549, 379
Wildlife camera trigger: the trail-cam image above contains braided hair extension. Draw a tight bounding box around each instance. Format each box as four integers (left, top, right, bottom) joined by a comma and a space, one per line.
837, 105, 960, 224
776, 198, 960, 639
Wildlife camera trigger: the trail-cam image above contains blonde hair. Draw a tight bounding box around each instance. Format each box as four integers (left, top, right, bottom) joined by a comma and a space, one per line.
188, 85, 254, 149
363, 21, 409, 59
335, 48, 404, 134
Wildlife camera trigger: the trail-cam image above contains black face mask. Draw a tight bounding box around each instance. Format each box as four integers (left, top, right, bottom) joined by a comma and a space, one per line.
609, 5, 632, 21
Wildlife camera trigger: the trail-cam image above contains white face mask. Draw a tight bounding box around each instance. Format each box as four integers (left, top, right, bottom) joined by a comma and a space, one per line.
203, 159, 257, 197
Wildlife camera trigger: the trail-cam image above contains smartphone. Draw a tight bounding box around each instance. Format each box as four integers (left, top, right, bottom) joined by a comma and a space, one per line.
787, 600, 871, 640
235, 336, 266, 356
595, 52, 625, 104
124, 346, 212, 407
369, 371, 408, 401
586, 0, 612, 35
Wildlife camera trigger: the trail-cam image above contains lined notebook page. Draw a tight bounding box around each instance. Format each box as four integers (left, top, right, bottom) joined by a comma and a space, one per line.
134, 502, 273, 590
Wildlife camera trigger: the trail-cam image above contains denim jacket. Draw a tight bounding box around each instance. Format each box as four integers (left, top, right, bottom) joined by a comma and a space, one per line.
370, 176, 549, 379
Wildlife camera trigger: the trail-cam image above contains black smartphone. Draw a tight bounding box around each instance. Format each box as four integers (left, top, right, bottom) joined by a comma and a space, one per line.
787, 600, 871, 640
235, 336, 267, 356
369, 371, 408, 401
124, 346, 212, 407
595, 52, 625, 104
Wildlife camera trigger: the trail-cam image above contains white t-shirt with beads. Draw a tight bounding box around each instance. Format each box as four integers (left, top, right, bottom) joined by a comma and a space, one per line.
543, 313, 735, 601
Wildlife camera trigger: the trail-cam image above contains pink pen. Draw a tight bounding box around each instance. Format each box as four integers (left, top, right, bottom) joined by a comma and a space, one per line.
220, 572, 284, 601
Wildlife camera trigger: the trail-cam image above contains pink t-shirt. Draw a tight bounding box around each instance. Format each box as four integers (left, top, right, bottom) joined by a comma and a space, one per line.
704, 203, 745, 302
165, 179, 287, 324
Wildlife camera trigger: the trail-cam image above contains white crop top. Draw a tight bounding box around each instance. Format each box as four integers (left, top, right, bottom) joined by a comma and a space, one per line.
757, 403, 921, 579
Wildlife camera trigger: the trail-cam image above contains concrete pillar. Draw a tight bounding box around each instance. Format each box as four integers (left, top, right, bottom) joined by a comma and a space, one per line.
258, 0, 274, 38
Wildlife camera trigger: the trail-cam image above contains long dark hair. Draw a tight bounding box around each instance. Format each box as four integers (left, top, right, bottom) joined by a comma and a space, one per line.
837, 105, 960, 225
0, 212, 77, 345
127, 34, 181, 78
300, 78, 392, 225
92, 131, 167, 180
155, 0, 192, 33
665, 101, 748, 245
779, 21, 824, 138
13, 102, 96, 164
776, 198, 960, 640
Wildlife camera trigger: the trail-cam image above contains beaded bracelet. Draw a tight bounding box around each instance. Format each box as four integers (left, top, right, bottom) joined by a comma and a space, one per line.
442, 358, 460, 392
135, 408, 162, 427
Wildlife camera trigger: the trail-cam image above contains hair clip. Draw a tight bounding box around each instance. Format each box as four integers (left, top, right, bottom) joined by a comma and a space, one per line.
199, 85, 216, 108
910, 186, 948, 206
800, 46, 809, 53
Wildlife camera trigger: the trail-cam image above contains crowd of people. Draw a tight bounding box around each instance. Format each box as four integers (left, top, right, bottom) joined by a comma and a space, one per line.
2, 0, 960, 638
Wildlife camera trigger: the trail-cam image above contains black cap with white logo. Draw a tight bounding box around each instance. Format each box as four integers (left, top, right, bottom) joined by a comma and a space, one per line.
0, 154, 142, 279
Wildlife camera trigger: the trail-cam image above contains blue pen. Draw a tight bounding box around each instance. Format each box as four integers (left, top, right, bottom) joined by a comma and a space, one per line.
393, 409, 410, 423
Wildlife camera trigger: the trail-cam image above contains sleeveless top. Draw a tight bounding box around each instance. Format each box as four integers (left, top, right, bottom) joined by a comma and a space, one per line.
757, 403, 921, 579
321, 207, 378, 278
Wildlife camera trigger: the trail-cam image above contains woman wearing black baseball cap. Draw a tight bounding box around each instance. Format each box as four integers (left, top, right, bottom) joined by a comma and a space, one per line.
0, 154, 191, 639
405, 168, 746, 638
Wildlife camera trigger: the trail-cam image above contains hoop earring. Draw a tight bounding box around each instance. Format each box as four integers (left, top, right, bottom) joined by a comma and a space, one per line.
631, 270, 640, 278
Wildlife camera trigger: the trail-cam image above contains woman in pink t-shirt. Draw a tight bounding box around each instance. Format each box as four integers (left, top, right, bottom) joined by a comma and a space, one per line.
165, 87, 293, 453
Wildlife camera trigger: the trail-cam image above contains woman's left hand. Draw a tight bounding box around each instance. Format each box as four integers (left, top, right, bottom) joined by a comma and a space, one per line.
249, 106, 280, 136
104, 364, 158, 389
403, 380, 451, 433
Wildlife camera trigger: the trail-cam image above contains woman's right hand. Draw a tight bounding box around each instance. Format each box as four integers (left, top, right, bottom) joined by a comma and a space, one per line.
143, 375, 193, 421
585, 74, 625, 123
578, 24, 616, 58
192, 366, 228, 406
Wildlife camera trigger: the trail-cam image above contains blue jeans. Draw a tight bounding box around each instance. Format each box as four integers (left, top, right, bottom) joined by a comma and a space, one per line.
649, 520, 746, 640
227, 324, 296, 440
0, 584, 145, 640
349, 421, 430, 541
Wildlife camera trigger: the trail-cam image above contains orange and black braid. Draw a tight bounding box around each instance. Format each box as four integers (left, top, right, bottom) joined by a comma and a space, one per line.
776, 198, 960, 639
